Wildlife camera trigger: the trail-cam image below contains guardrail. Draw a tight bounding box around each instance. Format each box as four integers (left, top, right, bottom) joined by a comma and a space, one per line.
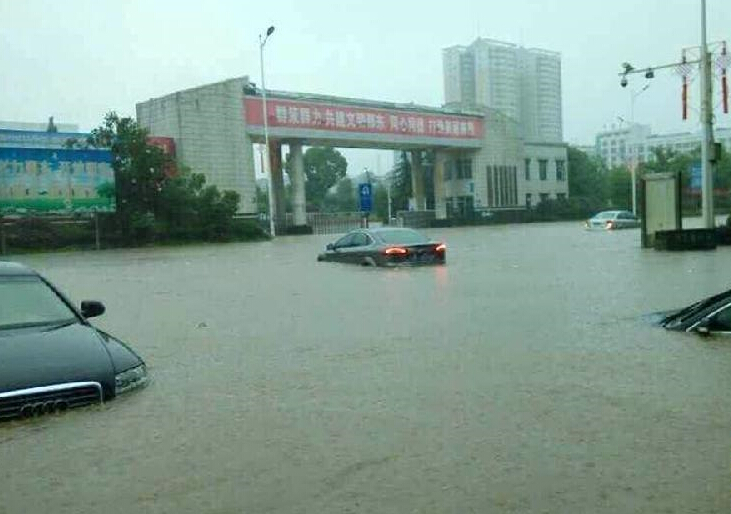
280, 212, 366, 235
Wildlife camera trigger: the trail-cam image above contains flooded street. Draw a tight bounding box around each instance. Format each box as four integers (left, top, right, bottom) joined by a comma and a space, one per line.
2, 221, 731, 513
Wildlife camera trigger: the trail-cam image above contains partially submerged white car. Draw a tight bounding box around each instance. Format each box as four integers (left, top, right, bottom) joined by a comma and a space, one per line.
585, 210, 640, 230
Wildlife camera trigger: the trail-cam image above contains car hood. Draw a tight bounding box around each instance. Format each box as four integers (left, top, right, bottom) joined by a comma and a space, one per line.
0, 322, 116, 394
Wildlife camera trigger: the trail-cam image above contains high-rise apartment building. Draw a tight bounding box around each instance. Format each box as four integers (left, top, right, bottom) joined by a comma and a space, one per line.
443, 38, 563, 143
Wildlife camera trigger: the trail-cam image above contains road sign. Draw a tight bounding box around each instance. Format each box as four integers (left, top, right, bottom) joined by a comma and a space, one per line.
690, 162, 702, 190
359, 183, 373, 212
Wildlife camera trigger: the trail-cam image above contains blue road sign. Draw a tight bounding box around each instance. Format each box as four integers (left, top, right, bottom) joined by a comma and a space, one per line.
690, 163, 702, 190
359, 183, 373, 212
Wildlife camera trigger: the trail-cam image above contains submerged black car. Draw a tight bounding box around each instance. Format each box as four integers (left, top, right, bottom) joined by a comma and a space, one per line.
0, 262, 148, 421
659, 289, 731, 335
317, 227, 446, 267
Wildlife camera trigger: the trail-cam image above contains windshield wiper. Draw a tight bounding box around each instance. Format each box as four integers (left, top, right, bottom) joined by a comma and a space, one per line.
41, 318, 78, 332
0, 318, 77, 332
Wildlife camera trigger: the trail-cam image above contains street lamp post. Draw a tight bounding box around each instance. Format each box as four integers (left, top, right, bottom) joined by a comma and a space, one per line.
259, 25, 276, 236
629, 83, 650, 215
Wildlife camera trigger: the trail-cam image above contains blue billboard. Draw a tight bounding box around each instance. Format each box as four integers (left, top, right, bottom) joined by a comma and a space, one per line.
0, 146, 115, 213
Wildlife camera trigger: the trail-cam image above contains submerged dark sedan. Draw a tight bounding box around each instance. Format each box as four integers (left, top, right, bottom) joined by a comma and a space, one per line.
659, 288, 731, 335
317, 227, 446, 267
0, 262, 148, 421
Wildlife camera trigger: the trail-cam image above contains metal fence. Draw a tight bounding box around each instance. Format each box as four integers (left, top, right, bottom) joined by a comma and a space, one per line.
281, 212, 366, 235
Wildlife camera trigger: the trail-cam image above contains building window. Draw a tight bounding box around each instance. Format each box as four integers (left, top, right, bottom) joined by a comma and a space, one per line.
555, 159, 565, 181
557, 193, 566, 201
25, 188, 30, 196
524, 158, 531, 181
486, 166, 493, 207
539, 159, 548, 181
444, 160, 452, 181
455, 158, 473, 179
525, 193, 532, 208
539, 193, 549, 203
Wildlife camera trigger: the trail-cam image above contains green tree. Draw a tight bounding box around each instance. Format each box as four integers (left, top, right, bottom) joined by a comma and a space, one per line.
607, 166, 632, 209
156, 165, 240, 240
255, 185, 269, 214
374, 183, 389, 222
567, 146, 607, 207
390, 150, 412, 212
75, 112, 172, 241
284, 147, 347, 211
333, 177, 357, 212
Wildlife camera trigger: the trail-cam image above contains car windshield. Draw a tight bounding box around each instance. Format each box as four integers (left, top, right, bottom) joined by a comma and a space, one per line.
594, 212, 617, 219
0, 276, 77, 330
376, 229, 430, 244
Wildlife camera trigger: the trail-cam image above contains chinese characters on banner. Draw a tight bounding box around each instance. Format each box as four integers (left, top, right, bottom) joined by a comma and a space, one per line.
244, 97, 483, 139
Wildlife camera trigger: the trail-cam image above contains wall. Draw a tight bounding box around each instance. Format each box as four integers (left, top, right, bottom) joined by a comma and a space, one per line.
136, 77, 257, 214
523, 143, 569, 204
471, 109, 523, 210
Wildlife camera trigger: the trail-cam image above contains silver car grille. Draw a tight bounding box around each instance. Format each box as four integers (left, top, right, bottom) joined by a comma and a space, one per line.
0, 382, 103, 422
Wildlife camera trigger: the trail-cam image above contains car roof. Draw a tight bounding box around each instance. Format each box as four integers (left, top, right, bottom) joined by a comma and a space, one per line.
0, 261, 37, 276
366, 227, 420, 234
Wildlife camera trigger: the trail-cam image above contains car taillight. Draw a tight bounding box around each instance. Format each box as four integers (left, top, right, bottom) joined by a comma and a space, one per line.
606, 221, 614, 229
435, 243, 446, 252
384, 247, 408, 255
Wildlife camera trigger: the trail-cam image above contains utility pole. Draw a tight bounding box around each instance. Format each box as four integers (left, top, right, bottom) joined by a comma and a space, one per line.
699, 0, 715, 228
618, 0, 724, 228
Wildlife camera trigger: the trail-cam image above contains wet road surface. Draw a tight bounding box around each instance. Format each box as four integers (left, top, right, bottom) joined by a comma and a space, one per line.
2, 222, 731, 513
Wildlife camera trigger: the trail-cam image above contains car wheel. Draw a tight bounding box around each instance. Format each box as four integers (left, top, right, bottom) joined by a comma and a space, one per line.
361, 257, 377, 267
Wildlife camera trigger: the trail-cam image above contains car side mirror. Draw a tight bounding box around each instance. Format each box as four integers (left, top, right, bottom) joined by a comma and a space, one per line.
326, 243, 335, 251
81, 300, 105, 319
695, 318, 712, 336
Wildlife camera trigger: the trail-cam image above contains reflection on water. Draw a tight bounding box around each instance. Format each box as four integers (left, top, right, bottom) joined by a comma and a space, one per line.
2, 222, 731, 513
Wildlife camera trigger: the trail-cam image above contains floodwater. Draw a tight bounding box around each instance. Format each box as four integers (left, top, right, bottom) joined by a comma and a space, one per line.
2, 222, 731, 513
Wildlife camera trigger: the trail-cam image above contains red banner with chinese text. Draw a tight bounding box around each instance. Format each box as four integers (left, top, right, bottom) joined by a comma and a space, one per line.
244, 96, 483, 140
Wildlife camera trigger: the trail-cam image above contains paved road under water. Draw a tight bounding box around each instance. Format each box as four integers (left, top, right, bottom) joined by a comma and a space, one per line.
2, 222, 731, 513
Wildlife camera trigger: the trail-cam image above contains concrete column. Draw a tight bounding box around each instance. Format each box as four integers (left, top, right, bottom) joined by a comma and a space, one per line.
268, 141, 286, 232
434, 150, 447, 220
289, 142, 307, 226
410, 150, 426, 211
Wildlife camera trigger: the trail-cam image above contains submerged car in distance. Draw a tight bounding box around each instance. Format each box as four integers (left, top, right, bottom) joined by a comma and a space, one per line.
658, 289, 731, 335
585, 210, 640, 230
317, 227, 446, 267
0, 262, 148, 422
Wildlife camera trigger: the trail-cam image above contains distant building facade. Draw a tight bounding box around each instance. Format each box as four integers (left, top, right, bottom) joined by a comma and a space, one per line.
595, 124, 731, 168
443, 38, 563, 143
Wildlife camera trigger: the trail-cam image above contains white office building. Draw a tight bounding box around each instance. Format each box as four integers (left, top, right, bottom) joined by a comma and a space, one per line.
443, 38, 563, 143
595, 124, 731, 168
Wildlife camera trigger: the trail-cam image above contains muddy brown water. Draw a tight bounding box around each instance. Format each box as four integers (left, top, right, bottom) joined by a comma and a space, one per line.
1, 222, 730, 513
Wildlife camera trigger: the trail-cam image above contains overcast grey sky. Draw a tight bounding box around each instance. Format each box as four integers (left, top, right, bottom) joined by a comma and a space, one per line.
1, 0, 730, 175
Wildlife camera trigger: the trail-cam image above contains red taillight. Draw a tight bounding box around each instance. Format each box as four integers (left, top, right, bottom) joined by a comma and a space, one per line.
606, 221, 614, 229
384, 247, 408, 255
435, 243, 447, 252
